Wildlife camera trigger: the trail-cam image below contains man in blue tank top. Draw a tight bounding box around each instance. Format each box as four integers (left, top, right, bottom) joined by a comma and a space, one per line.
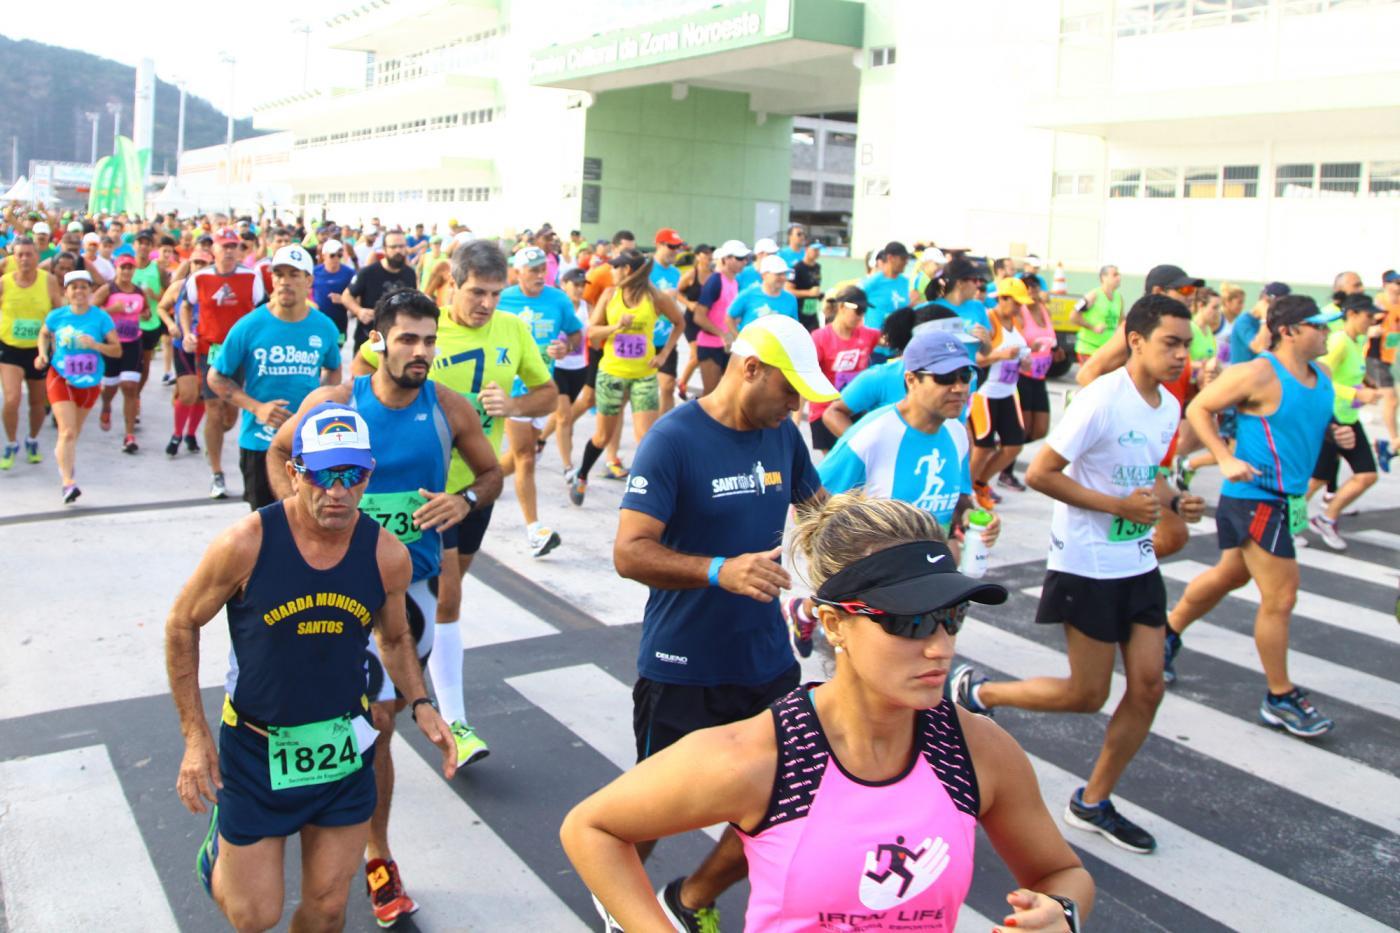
1164, 295, 1337, 738
267, 289, 504, 925
166, 402, 457, 933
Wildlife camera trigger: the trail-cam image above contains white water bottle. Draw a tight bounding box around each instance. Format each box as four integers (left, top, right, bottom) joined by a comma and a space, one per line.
960, 510, 993, 579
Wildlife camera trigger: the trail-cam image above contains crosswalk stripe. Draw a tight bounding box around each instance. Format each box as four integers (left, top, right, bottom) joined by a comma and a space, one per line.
0, 745, 180, 933
1161, 560, 1400, 648
959, 622, 1400, 837
1352, 528, 1400, 552
1026, 754, 1387, 932
458, 574, 559, 650
1019, 587, 1400, 720
1295, 546, 1400, 587
384, 734, 585, 932
508, 663, 999, 932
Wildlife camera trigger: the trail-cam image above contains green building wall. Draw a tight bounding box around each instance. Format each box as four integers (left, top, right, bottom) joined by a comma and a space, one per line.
580, 84, 792, 246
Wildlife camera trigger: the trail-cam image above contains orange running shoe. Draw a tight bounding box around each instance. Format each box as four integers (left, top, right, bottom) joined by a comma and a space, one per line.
366, 858, 419, 928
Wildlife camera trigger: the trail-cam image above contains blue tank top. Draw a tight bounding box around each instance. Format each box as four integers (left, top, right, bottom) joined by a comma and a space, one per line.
225, 502, 386, 725
350, 375, 451, 582
1223, 352, 1333, 500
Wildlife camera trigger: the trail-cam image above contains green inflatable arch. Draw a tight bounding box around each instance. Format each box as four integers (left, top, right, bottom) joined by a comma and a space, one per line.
87, 136, 149, 216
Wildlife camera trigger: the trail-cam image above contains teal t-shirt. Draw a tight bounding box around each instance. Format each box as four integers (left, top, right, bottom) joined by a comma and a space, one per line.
44, 306, 116, 389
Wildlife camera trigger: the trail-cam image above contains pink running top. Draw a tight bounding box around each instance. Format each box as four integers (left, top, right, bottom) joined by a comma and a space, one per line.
739, 688, 979, 932
1018, 304, 1056, 381
695, 274, 739, 349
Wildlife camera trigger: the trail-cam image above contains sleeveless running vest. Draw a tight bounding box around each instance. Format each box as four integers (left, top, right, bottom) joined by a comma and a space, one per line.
1, 269, 50, 348
601, 288, 660, 380
1223, 351, 1334, 500
1074, 289, 1122, 356
696, 275, 739, 350
350, 375, 451, 582
192, 267, 259, 353
224, 503, 386, 726
103, 286, 148, 344
1019, 304, 1055, 380
739, 689, 978, 931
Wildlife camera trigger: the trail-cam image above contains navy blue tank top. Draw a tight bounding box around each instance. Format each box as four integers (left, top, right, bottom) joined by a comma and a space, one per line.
224, 502, 386, 725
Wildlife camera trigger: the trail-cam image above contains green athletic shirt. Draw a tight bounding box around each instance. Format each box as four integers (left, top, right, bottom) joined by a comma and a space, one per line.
1189, 321, 1217, 362
132, 262, 165, 331
1321, 329, 1366, 424
358, 308, 550, 491
1074, 288, 1122, 356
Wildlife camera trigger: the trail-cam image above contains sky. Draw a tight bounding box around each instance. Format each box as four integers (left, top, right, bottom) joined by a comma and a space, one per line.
5, 1, 365, 119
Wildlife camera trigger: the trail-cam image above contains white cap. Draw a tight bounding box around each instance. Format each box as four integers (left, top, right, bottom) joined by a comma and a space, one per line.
730, 314, 839, 403
64, 270, 93, 287
271, 244, 314, 274
714, 239, 750, 260
758, 255, 790, 276
67, 221, 84, 233
452, 231, 476, 248
291, 402, 374, 471
32, 222, 51, 236
512, 246, 548, 269
322, 238, 344, 255
753, 237, 779, 255
82, 232, 102, 246
920, 247, 946, 266
1025, 254, 1042, 267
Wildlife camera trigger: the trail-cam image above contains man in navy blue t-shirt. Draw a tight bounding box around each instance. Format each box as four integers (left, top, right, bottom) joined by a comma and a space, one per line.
311, 239, 356, 339
613, 313, 836, 927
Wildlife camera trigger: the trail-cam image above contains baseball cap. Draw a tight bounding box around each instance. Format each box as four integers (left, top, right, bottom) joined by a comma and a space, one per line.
995, 277, 1033, 305
512, 246, 548, 269
1144, 264, 1205, 292
560, 267, 586, 286
1024, 254, 1042, 267
758, 255, 789, 276
942, 256, 986, 283
64, 270, 93, 287
882, 241, 910, 260
1269, 295, 1340, 331
214, 227, 240, 245
82, 232, 101, 246
1261, 281, 1291, 298
730, 315, 839, 402
67, 221, 84, 233
115, 254, 137, 268
609, 248, 648, 273
191, 248, 215, 263
753, 237, 779, 255
292, 402, 374, 471
919, 247, 946, 267
814, 540, 1007, 615
904, 330, 974, 375
270, 244, 314, 274
32, 222, 51, 236
654, 228, 685, 247
1382, 270, 1399, 285
826, 284, 868, 312
714, 239, 750, 261
322, 238, 344, 255
1339, 293, 1380, 315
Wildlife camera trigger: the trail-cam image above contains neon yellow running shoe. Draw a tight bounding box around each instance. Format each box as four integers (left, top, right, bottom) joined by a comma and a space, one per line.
24, 439, 41, 464
449, 720, 490, 768
0, 445, 15, 470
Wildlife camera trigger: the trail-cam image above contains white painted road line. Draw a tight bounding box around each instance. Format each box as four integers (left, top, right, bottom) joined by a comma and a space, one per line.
0, 745, 180, 933
1160, 560, 1400, 647
458, 574, 559, 650
1295, 546, 1400, 587
958, 622, 1400, 837
1353, 528, 1400, 552
384, 734, 585, 932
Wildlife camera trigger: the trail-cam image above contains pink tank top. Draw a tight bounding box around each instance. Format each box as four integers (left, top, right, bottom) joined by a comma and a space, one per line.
696, 274, 738, 349
739, 688, 978, 932
1019, 304, 1055, 381
104, 289, 148, 344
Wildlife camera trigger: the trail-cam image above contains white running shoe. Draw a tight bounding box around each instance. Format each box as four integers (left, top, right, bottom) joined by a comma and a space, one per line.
1308, 515, 1346, 550
530, 527, 561, 558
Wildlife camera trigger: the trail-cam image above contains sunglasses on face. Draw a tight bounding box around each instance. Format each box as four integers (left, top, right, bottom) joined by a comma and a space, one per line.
919, 367, 975, 385
1174, 285, 1197, 297
294, 462, 370, 489
815, 598, 970, 638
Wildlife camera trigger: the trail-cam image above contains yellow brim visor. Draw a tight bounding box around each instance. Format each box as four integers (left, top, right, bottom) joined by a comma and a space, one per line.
731, 333, 840, 403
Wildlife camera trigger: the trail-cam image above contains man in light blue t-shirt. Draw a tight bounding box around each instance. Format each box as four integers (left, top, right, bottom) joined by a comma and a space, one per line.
208, 245, 342, 510
861, 240, 912, 332
650, 228, 686, 413
736, 236, 778, 291
776, 223, 808, 268
727, 255, 798, 332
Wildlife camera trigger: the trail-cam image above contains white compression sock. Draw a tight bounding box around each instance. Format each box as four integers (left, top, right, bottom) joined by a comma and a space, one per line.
427, 621, 466, 724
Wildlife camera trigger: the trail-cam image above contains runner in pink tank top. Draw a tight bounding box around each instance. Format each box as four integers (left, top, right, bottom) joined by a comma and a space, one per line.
562, 495, 1093, 933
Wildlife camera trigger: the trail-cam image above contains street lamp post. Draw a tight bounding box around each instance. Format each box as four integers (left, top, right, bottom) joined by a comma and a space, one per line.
85, 112, 101, 164
292, 20, 312, 92
106, 101, 123, 150
219, 53, 236, 214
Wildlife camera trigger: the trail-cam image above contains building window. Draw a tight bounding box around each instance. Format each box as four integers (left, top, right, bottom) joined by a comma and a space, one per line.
460, 187, 491, 202
328, 192, 346, 204
824, 182, 855, 200
374, 190, 394, 202
869, 46, 896, 68
1055, 172, 1097, 197
1117, 0, 1268, 35
1109, 169, 1141, 198
1059, 12, 1106, 37
790, 179, 814, 197
1275, 163, 1315, 198
1077, 173, 1096, 196
826, 131, 856, 148
1319, 161, 1361, 196
1223, 164, 1259, 197
1184, 166, 1219, 198
791, 128, 815, 147
1054, 173, 1076, 197
1368, 161, 1400, 197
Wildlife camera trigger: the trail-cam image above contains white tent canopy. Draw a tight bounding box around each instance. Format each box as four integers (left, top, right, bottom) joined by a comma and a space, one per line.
1, 176, 33, 202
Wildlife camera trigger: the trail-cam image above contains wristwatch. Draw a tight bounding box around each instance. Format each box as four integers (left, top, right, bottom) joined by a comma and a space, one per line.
458, 487, 478, 511
410, 697, 437, 722
1046, 894, 1080, 933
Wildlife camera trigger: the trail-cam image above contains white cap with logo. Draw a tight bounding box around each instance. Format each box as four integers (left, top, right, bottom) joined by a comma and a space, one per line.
758, 255, 790, 276
271, 244, 314, 274
322, 238, 345, 256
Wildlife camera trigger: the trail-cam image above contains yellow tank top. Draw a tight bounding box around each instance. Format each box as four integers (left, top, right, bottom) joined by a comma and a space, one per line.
600, 288, 659, 380
1, 269, 51, 348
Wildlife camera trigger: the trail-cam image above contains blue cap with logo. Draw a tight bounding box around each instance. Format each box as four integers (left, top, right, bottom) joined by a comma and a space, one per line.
903, 330, 974, 375
292, 402, 374, 471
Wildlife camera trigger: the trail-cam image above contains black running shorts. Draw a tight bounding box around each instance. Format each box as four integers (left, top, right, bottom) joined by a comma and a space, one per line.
1035, 567, 1167, 644
632, 663, 800, 762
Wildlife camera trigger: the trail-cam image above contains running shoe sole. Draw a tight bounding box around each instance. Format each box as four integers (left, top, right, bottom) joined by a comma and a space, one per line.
1258, 703, 1334, 738
195, 804, 220, 897
532, 531, 562, 559
1062, 806, 1155, 854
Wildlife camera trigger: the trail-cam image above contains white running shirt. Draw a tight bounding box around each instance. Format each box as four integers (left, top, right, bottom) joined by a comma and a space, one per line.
1045, 367, 1179, 579
977, 325, 1028, 401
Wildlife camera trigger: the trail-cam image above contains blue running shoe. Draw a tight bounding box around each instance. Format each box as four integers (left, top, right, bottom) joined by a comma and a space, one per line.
1064, 788, 1156, 854
945, 663, 992, 717
1259, 688, 1334, 738
195, 804, 220, 898
1163, 630, 1182, 685
1376, 438, 1393, 474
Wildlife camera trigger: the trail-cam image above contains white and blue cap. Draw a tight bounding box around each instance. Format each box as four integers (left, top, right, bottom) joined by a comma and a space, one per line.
292, 402, 374, 471
904, 330, 974, 375
271, 244, 314, 274
512, 245, 548, 269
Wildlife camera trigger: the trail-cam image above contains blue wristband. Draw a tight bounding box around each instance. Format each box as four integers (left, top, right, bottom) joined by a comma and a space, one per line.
708, 556, 726, 587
